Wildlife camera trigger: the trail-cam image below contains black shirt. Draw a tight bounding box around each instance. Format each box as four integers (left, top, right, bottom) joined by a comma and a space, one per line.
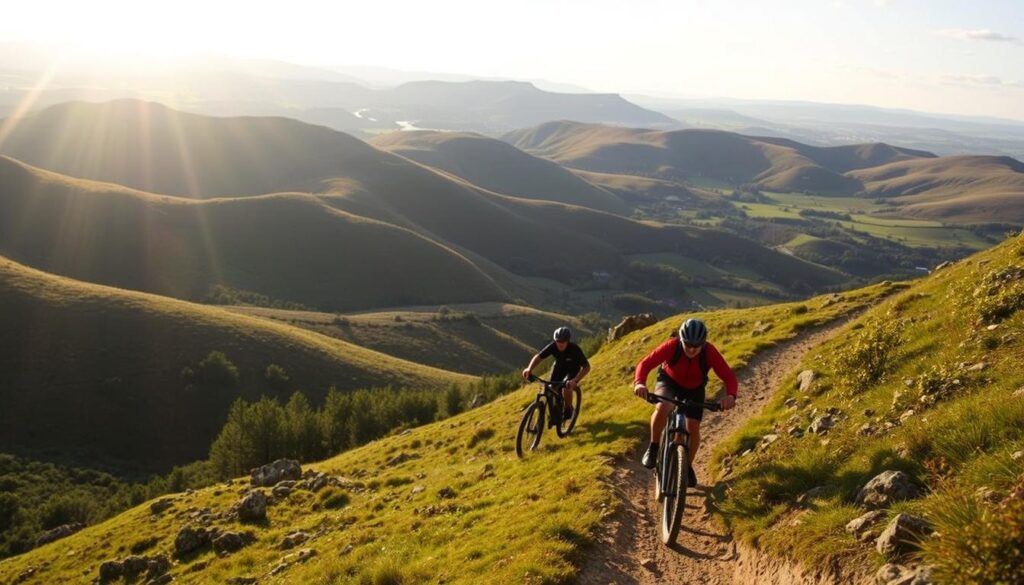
538, 342, 590, 382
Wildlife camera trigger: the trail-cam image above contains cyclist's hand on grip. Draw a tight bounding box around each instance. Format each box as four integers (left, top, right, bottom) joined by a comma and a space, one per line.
521, 368, 532, 381
720, 395, 736, 411
633, 383, 648, 400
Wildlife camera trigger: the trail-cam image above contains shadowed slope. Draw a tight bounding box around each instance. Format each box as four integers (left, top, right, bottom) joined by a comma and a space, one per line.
0, 255, 471, 471
370, 130, 630, 214
0, 156, 511, 311
0, 99, 384, 198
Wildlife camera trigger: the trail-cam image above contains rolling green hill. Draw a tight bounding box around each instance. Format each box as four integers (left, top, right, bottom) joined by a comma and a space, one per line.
849, 155, 1024, 223
505, 121, 1024, 224
0, 255, 471, 472
503, 121, 925, 194
369, 130, 630, 214
0, 277, 896, 585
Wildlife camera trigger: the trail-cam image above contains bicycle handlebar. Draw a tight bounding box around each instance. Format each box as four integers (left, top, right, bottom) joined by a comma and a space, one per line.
645, 393, 722, 412
526, 374, 567, 386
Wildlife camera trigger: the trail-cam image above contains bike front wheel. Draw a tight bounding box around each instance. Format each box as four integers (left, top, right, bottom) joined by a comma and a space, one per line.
515, 402, 545, 458
659, 443, 689, 545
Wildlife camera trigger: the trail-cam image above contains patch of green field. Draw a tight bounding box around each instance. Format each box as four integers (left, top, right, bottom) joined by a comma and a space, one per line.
763, 192, 883, 213
836, 219, 990, 249
685, 177, 734, 190
784, 233, 822, 247
628, 253, 725, 278
848, 214, 942, 228
737, 202, 803, 219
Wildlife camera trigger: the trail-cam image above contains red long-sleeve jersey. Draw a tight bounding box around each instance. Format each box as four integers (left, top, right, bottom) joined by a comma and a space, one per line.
634, 339, 738, 397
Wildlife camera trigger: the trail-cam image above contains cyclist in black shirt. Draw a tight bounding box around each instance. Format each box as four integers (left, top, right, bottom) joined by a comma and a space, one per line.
522, 326, 591, 420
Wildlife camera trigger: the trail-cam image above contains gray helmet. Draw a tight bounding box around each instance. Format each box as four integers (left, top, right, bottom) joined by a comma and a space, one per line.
679, 318, 707, 346
553, 326, 572, 342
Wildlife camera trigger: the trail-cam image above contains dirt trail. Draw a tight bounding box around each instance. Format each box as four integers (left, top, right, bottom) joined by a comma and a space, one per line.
579, 319, 855, 585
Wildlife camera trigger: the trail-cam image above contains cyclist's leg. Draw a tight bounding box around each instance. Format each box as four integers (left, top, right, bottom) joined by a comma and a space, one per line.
650, 374, 679, 443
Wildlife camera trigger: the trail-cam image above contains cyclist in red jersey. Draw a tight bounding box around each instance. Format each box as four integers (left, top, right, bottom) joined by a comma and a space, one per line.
632, 318, 737, 487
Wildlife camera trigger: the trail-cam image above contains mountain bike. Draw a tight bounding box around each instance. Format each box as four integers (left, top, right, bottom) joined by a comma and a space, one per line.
515, 374, 581, 458
646, 393, 720, 544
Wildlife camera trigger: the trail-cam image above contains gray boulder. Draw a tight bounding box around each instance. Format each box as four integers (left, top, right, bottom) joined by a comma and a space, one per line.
251, 459, 302, 487
35, 522, 85, 546
607, 313, 658, 341
856, 470, 921, 509
174, 526, 212, 556
150, 498, 174, 515
236, 490, 268, 523
809, 415, 833, 435
846, 510, 886, 535
213, 531, 255, 555
876, 513, 933, 557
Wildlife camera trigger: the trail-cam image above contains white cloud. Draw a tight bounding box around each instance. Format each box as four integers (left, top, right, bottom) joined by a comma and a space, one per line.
934, 29, 1022, 44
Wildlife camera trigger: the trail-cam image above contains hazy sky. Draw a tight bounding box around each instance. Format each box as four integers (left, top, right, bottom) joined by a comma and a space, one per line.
3, 0, 1023, 120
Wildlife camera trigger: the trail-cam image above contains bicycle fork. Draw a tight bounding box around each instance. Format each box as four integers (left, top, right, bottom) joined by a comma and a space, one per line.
658, 412, 689, 499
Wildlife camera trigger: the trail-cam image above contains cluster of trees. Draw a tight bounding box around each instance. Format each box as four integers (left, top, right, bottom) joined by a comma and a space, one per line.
208, 373, 520, 478
203, 284, 312, 311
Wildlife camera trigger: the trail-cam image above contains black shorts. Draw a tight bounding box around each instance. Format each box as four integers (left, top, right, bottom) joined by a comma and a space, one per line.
655, 371, 707, 422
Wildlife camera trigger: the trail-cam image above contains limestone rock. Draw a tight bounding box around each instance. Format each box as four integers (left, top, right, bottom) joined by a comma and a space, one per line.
235, 491, 268, 523
251, 459, 302, 487
846, 510, 886, 535
174, 526, 212, 556
607, 314, 658, 341
796, 370, 816, 393
876, 513, 932, 557
35, 522, 85, 547
856, 470, 921, 509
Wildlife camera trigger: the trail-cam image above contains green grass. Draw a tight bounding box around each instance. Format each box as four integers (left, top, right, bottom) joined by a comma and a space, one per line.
627, 253, 726, 278
711, 232, 1024, 579
0, 283, 897, 584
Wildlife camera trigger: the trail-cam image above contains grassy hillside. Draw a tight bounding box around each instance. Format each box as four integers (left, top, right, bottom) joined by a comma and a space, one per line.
0, 256, 471, 472
0, 284, 896, 584
369, 130, 630, 214
226, 303, 596, 375
710, 230, 1024, 582
0, 155, 515, 311
0, 100, 388, 198
849, 155, 1024, 223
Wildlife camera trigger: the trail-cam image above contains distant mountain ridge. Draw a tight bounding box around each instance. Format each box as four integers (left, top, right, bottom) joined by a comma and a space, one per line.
505, 120, 1024, 223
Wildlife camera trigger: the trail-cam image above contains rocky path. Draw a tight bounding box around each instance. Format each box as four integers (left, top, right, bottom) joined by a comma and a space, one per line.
579, 319, 855, 585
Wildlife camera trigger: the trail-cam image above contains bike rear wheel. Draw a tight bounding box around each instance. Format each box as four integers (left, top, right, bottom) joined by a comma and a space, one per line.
555, 386, 582, 437
515, 402, 545, 458
659, 443, 689, 544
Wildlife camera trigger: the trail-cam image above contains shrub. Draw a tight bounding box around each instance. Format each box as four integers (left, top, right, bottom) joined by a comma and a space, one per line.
926, 497, 1024, 584
196, 351, 239, 387
265, 364, 290, 392
790, 304, 809, 315
467, 428, 495, 449
318, 487, 350, 510
832, 320, 903, 391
